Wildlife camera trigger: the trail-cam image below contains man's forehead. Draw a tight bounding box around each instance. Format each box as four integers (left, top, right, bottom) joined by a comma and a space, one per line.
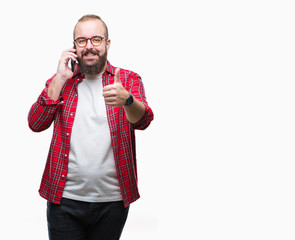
74, 20, 106, 37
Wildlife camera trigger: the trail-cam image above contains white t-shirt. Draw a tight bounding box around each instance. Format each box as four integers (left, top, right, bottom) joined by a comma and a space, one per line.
62, 73, 122, 202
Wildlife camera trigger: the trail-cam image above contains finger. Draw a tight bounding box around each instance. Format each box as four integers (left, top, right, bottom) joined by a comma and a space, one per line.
103, 85, 116, 93
66, 55, 77, 63
62, 55, 77, 67
68, 48, 77, 53
62, 48, 77, 57
104, 96, 116, 103
114, 68, 121, 84
65, 51, 77, 58
103, 91, 116, 98
62, 51, 76, 59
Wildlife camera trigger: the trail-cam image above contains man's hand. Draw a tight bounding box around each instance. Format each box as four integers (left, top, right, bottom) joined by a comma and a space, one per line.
56, 48, 77, 83
103, 68, 129, 107
48, 48, 77, 101
103, 67, 146, 123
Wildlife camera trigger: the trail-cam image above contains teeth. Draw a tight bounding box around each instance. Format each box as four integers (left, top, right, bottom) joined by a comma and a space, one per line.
83, 51, 97, 57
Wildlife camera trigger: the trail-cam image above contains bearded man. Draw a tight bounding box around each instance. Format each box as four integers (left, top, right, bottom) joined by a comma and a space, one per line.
28, 14, 153, 240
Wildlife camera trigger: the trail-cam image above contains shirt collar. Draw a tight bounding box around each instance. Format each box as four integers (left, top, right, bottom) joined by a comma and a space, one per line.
104, 60, 115, 76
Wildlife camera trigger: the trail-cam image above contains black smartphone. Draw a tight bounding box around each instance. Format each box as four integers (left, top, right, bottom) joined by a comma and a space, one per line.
71, 44, 76, 72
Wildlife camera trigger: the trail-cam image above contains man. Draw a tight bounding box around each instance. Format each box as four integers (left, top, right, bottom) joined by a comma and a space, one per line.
28, 14, 153, 240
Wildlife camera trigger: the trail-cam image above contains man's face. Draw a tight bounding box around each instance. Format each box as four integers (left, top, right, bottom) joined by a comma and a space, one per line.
74, 19, 110, 75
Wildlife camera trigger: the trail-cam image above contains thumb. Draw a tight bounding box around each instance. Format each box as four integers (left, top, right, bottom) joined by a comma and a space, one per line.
114, 68, 121, 84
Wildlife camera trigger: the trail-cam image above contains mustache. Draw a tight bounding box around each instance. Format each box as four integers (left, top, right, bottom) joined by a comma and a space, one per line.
81, 49, 100, 57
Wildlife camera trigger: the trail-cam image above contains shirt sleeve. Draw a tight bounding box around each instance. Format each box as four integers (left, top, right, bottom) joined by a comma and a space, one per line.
126, 72, 154, 130
28, 76, 63, 132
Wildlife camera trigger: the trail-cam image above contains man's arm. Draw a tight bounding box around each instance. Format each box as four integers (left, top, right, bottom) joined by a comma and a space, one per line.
28, 78, 62, 132
28, 48, 77, 131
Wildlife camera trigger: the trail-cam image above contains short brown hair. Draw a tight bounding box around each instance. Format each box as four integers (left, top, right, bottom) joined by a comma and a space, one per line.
73, 14, 109, 39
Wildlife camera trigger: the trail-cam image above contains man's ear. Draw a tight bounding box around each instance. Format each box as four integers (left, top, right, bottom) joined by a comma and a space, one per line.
106, 39, 111, 50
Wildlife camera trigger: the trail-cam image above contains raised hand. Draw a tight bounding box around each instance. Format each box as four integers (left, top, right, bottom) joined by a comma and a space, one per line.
103, 68, 129, 107
48, 47, 77, 101
56, 48, 77, 82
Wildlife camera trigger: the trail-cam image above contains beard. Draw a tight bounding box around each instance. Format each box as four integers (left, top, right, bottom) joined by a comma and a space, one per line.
78, 48, 107, 75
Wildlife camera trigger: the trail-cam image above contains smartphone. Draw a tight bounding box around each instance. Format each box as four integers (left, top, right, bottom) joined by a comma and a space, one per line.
71, 44, 76, 72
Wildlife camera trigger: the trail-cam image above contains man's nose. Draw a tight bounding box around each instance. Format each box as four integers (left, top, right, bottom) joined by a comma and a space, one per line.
85, 39, 94, 49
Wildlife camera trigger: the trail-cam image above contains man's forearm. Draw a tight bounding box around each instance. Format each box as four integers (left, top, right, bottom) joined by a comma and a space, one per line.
48, 75, 66, 101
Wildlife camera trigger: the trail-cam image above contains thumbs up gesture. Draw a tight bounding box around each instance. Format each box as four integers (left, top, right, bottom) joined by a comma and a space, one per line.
103, 68, 130, 107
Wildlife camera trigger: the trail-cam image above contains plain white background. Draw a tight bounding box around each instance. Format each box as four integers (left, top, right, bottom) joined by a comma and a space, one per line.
1, 0, 295, 239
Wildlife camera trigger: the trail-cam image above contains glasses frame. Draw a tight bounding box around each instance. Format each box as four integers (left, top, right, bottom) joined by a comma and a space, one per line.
74, 35, 107, 48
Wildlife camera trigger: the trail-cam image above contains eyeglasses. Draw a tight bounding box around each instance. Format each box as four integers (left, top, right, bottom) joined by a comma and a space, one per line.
74, 36, 107, 47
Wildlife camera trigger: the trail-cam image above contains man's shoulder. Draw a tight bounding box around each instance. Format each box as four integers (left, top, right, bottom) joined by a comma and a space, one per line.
107, 61, 140, 78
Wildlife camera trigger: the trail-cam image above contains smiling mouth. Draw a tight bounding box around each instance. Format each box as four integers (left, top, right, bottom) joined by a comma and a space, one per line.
83, 54, 99, 62
84, 54, 97, 57
82, 49, 100, 57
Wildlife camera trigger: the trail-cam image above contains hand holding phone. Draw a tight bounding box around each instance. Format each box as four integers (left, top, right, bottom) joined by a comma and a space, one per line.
55, 46, 77, 83
50, 47, 78, 100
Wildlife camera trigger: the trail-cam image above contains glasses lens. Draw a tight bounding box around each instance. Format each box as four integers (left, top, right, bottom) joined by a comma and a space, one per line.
76, 38, 87, 47
91, 36, 103, 46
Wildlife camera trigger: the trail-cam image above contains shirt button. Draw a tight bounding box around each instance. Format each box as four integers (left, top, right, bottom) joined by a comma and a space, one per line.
70, 113, 73, 117
62, 175, 65, 178
66, 133, 70, 136
65, 154, 67, 157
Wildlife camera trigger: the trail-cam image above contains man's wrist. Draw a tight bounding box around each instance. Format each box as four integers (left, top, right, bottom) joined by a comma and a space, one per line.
124, 93, 134, 107
48, 75, 66, 101
54, 73, 68, 84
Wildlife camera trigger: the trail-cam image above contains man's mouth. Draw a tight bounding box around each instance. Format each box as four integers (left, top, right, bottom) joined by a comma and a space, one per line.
82, 50, 99, 58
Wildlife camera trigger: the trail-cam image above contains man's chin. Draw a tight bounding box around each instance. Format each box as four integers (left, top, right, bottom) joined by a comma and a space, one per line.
79, 61, 106, 75
82, 58, 98, 66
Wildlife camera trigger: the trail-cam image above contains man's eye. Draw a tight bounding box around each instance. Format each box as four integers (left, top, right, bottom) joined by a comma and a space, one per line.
78, 39, 86, 44
92, 38, 101, 43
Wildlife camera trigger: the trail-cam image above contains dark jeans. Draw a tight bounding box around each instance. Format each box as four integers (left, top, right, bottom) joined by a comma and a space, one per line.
47, 198, 129, 240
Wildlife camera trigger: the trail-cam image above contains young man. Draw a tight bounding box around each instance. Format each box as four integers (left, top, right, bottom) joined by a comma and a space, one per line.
28, 14, 153, 240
